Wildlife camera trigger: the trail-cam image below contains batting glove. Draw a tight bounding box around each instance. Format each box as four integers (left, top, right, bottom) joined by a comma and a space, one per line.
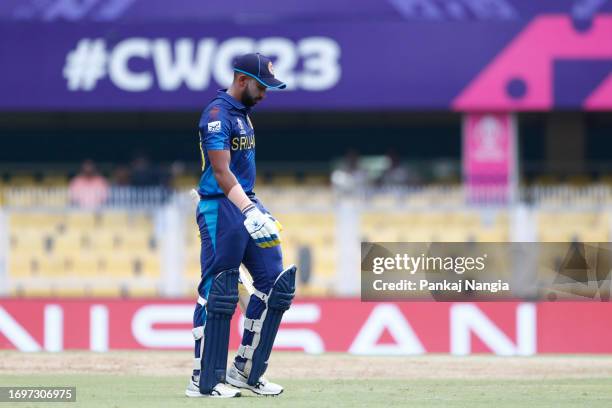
243, 206, 281, 248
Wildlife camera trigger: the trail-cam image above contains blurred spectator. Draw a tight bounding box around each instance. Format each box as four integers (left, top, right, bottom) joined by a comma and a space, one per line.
130, 153, 162, 187
378, 149, 419, 187
69, 159, 109, 209
112, 165, 131, 187
331, 149, 368, 193
169, 161, 187, 187
107, 165, 131, 206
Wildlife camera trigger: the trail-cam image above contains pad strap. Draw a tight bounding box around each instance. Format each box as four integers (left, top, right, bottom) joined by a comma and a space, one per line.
192, 326, 204, 370
244, 318, 263, 333
192, 326, 204, 340
252, 289, 268, 302
237, 344, 255, 359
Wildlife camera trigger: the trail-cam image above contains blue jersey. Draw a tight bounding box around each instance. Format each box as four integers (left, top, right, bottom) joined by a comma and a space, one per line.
197, 90, 256, 197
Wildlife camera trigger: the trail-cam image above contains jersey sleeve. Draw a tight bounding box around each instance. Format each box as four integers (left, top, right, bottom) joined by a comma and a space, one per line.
199, 105, 232, 151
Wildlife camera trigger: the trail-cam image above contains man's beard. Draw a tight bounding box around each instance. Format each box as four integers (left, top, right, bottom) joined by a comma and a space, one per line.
241, 90, 260, 107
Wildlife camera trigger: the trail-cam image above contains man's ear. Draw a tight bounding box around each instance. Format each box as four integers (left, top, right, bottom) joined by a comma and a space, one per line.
237, 74, 249, 88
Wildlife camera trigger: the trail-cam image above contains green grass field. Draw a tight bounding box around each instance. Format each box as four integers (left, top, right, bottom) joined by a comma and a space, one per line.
1, 352, 611, 407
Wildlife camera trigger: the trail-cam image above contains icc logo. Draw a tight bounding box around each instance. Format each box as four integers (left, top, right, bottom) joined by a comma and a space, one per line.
473, 115, 505, 162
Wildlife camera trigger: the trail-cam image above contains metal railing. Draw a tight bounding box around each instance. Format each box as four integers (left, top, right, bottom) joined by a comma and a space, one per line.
5, 184, 612, 210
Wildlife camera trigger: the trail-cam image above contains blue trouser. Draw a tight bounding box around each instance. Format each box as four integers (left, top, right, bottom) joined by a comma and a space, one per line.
193, 195, 283, 378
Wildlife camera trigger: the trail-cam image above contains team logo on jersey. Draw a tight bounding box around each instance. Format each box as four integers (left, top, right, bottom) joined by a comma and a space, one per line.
236, 118, 246, 135
208, 121, 221, 133
231, 134, 256, 151
268, 61, 275, 75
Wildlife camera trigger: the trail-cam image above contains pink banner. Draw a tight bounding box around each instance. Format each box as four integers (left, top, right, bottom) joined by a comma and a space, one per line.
463, 113, 516, 202
1, 299, 611, 355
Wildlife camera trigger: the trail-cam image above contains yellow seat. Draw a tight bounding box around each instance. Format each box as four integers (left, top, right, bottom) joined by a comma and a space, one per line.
134, 256, 161, 277
302, 175, 329, 186
122, 231, 154, 250
101, 212, 131, 226
298, 284, 329, 297
54, 287, 87, 297
89, 286, 122, 297
172, 175, 198, 189
66, 213, 98, 229
105, 257, 134, 277
38, 256, 73, 277
71, 256, 104, 276
10, 213, 65, 229
53, 232, 85, 253
536, 211, 609, 242
128, 287, 158, 297
8, 255, 36, 277
271, 174, 298, 186
9, 175, 38, 187
20, 287, 54, 297
40, 175, 69, 187
88, 231, 120, 250
11, 232, 50, 254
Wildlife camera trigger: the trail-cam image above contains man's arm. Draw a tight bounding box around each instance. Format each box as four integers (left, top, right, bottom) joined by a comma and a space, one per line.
208, 150, 241, 196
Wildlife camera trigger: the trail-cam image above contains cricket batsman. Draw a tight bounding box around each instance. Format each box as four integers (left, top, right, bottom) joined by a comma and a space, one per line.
185, 53, 296, 398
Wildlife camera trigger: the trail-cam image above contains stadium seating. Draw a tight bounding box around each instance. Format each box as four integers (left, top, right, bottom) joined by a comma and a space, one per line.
360, 210, 509, 243
4, 186, 612, 298
8, 210, 159, 297
536, 211, 609, 242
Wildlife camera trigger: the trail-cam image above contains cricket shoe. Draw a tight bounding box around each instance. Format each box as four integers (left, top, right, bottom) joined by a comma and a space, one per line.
226, 363, 283, 396
185, 378, 241, 398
